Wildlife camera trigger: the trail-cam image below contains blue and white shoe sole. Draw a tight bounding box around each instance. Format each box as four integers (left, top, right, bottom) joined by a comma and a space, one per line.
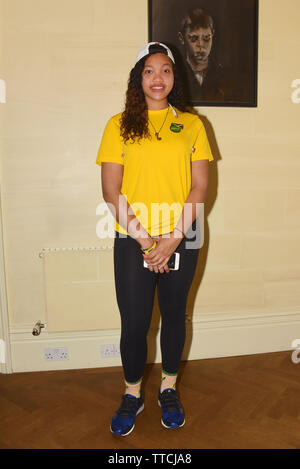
158, 399, 185, 428
110, 403, 144, 436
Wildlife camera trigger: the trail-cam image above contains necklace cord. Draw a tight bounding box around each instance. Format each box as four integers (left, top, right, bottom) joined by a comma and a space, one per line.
148, 106, 170, 140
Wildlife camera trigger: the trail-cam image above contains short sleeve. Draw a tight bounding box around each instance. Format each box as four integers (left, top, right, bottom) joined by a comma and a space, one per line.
96, 115, 124, 166
191, 119, 214, 162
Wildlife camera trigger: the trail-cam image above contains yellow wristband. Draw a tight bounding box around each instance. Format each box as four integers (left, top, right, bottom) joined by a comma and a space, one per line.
141, 240, 157, 255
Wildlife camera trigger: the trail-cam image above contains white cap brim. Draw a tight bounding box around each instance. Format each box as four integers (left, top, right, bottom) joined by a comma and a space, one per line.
135, 42, 175, 64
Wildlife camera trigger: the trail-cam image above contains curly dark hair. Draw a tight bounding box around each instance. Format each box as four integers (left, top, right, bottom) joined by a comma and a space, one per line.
120, 48, 187, 144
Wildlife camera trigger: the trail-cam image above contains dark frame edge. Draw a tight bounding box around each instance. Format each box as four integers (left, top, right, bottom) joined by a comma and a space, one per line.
253, 0, 259, 107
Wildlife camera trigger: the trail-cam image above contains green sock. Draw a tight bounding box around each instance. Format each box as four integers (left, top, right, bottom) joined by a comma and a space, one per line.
125, 378, 142, 398
160, 370, 177, 392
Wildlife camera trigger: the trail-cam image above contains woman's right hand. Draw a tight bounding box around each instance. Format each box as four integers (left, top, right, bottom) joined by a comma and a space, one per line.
139, 236, 155, 252
139, 236, 170, 274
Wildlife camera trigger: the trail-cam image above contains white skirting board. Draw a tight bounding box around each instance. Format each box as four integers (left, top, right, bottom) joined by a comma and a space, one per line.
8, 310, 300, 373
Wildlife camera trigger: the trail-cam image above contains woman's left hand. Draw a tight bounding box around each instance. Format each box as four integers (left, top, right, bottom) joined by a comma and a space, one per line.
143, 232, 183, 273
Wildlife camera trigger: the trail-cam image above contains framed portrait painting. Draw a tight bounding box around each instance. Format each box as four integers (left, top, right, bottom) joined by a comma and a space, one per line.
148, 0, 258, 107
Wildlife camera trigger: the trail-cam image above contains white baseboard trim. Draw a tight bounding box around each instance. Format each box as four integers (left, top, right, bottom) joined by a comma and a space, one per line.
9, 309, 300, 373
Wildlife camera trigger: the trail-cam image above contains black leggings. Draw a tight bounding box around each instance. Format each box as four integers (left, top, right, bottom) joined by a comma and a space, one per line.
113, 221, 200, 383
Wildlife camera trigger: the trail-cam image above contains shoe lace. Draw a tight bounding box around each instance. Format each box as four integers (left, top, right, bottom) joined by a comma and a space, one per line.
118, 395, 139, 417
161, 391, 180, 412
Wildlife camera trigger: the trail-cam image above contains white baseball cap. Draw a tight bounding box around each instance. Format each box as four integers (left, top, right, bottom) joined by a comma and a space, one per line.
135, 42, 175, 65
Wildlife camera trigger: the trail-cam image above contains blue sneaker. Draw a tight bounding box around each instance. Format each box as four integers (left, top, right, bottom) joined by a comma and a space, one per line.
110, 393, 144, 436
158, 388, 185, 429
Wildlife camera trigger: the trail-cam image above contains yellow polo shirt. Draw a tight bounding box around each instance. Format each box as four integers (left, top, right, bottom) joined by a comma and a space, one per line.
96, 106, 213, 236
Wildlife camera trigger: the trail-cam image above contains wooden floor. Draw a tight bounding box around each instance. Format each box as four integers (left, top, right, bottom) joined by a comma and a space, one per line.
0, 351, 299, 449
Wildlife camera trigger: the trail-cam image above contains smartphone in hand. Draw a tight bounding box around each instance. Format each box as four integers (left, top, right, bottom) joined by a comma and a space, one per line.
143, 252, 180, 271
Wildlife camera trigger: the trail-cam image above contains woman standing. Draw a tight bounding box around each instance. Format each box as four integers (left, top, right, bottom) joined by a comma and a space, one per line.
96, 42, 213, 436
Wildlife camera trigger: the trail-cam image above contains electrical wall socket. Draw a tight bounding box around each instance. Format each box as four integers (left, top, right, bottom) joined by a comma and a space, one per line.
44, 347, 69, 361
101, 344, 120, 358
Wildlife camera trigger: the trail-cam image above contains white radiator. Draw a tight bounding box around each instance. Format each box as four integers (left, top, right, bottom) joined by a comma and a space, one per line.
40, 246, 121, 332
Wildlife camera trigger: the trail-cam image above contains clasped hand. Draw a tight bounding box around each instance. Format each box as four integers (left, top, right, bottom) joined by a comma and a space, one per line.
142, 234, 182, 274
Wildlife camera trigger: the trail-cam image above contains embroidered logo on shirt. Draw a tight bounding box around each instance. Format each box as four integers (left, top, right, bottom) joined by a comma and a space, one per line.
170, 123, 184, 133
